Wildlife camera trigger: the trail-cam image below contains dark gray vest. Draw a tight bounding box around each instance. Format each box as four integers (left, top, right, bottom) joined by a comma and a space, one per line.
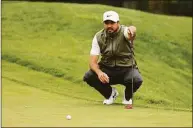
96, 25, 136, 67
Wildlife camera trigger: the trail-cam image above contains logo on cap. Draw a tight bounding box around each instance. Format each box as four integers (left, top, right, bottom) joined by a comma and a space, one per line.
107, 14, 112, 17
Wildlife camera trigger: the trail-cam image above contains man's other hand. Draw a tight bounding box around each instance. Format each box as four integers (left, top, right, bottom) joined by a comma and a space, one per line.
128, 26, 136, 40
97, 71, 109, 84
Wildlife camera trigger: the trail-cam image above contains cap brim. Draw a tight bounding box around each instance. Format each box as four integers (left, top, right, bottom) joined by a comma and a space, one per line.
103, 18, 117, 22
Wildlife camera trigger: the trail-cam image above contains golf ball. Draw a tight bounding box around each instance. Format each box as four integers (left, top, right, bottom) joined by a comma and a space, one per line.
66, 115, 71, 120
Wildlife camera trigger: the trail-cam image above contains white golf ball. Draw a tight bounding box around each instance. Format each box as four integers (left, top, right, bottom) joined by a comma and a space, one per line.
66, 115, 71, 120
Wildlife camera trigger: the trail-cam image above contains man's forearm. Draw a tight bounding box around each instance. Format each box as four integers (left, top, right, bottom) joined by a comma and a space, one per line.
89, 63, 102, 75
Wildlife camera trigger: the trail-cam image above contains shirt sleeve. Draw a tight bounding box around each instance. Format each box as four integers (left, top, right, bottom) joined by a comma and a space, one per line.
90, 35, 101, 55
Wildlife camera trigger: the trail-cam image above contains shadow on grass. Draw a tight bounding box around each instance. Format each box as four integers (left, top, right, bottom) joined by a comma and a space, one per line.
2, 54, 83, 84
2, 76, 101, 103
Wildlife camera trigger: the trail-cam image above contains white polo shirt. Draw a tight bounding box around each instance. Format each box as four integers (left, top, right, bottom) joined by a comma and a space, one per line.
90, 27, 130, 55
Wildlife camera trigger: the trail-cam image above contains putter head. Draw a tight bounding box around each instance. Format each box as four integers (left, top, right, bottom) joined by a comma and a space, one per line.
125, 104, 133, 109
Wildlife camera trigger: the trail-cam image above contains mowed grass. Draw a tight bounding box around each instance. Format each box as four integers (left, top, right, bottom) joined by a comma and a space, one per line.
1, 1, 192, 127
2, 61, 192, 127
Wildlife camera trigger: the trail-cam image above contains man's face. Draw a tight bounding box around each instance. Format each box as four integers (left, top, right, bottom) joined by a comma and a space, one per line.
104, 20, 119, 34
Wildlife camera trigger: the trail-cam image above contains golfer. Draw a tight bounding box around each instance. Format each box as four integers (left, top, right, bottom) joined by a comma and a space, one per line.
83, 11, 143, 107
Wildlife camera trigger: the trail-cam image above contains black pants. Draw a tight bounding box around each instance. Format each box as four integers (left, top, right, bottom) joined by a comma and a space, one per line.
83, 64, 143, 100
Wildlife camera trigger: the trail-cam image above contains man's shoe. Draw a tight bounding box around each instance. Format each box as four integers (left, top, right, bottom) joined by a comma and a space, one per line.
122, 99, 132, 105
103, 87, 119, 105
122, 99, 133, 109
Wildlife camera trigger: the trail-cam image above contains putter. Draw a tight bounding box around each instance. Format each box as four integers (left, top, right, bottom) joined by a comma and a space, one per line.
125, 40, 134, 109
131, 46, 134, 108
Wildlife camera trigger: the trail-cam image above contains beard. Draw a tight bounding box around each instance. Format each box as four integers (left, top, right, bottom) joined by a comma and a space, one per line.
107, 28, 114, 33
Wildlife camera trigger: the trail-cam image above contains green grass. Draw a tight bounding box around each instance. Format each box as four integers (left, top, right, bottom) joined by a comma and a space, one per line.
1, 1, 192, 127
2, 61, 192, 127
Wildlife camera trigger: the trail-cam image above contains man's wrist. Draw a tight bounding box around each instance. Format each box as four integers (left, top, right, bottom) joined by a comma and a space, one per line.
96, 69, 102, 75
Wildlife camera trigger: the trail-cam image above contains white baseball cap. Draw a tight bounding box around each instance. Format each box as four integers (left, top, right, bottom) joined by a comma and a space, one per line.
103, 11, 119, 22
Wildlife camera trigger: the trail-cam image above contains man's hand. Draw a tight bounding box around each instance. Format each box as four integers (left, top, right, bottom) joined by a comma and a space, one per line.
128, 26, 136, 40
97, 71, 109, 84
89, 55, 109, 84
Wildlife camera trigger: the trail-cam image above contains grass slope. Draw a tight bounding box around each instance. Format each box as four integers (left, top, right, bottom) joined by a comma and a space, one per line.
2, 0, 192, 112
2, 61, 192, 127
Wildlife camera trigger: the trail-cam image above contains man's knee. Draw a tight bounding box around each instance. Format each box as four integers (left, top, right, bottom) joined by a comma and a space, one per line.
136, 75, 143, 85
124, 74, 143, 85
133, 77, 143, 92
136, 79, 143, 87
83, 70, 98, 85
123, 71, 143, 91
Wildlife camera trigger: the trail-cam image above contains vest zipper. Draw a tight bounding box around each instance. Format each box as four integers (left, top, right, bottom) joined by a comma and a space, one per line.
110, 37, 116, 66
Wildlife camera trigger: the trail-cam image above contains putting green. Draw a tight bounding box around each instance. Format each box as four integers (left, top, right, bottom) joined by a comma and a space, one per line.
2, 77, 192, 127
